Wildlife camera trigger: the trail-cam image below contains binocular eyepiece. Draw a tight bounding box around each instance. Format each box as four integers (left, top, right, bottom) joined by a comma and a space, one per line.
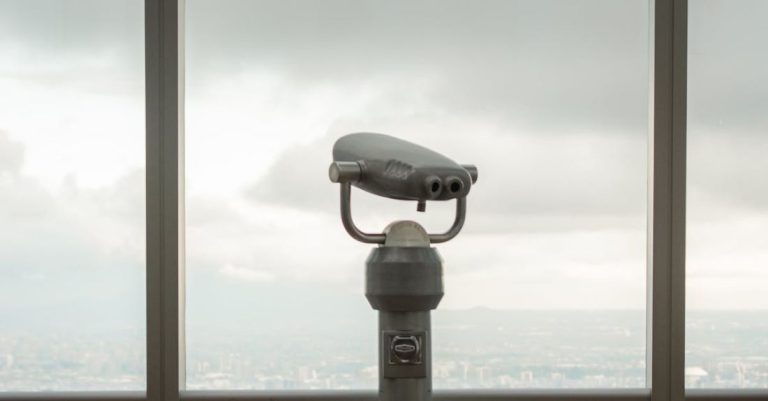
329, 133, 478, 206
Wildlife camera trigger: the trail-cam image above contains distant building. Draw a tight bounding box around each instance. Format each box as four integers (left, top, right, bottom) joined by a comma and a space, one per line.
685, 366, 708, 388
520, 370, 534, 384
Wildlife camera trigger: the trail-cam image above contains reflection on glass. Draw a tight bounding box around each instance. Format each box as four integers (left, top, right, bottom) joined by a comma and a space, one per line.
185, 0, 649, 389
686, 0, 768, 389
0, 0, 145, 391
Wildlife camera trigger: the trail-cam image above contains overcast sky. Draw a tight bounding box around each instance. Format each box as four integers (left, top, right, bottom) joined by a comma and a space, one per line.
1, 0, 767, 340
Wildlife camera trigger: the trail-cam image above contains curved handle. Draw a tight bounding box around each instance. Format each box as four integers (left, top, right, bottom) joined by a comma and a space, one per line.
340, 183, 386, 244
339, 183, 467, 244
429, 196, 466, 244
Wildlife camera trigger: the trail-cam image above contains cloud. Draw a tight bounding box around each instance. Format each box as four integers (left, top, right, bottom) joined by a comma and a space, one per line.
0, 0, 144, 97
0, 131, 144, 319
687, 130, 768, 217
218, 264, 276, 283
240, 119, 768, 233
688, 0, 768, 132
243, 125, 648, 233
244, 133, 339, 215
0, 0, 143, 57
0, 131, 24, 175
186, 0, 650, 133
185, 0, 768, 138
185, 195, 369, 287
3, 0, 768, 316
184, 0, 654, 234
182, 0, 766, 231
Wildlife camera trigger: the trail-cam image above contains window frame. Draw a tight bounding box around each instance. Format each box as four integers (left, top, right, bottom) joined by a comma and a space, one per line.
1, 1, 765, 400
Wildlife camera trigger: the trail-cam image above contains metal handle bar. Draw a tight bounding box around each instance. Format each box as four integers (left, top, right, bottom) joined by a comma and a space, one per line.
339, 182, 467, 244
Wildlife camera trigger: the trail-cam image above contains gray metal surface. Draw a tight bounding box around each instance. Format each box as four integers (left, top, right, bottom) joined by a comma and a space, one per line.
339, 183, 386, 244
6, 389, 768, 401
329, 161, 477, 188
338, 183, 468, 244
365, 246, 443, 312
686, 389, 768, 400
364, 223, 442, 401
383, 221, 431, 248
145, 0, 184, 400
648, 1, 687, 401
178, 389, 654, 400
436, 389, 653, 401
356, 220, 446, 401
333, 133, 473, 201
0, 393, 145, 401
329, 161, 363, 183
379, 312, 432, 401
426, 197, 466, 244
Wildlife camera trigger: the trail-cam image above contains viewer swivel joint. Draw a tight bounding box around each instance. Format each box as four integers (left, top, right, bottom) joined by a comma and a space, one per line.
329, 132, 478, 401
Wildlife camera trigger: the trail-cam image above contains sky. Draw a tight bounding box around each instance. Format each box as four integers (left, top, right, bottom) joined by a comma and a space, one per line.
0, 0, 767, 337
182, 0, 650, 318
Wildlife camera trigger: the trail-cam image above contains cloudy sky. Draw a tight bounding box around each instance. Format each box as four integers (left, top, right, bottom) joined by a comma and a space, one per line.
183, 0, 650, 315
181, 0, 767, 316
0, 0, 767, 383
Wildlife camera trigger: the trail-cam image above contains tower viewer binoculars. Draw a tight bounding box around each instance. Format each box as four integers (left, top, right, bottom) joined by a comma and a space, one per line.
329, 132, 478, 213
328, 133, 478, 401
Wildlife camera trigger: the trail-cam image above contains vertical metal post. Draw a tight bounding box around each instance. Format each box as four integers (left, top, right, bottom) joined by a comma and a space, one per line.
648, 1, 687, 401
177, 0, 188, 390
146, 0, 185, 400
366, 222, 444, 401
378, 311, 432, 401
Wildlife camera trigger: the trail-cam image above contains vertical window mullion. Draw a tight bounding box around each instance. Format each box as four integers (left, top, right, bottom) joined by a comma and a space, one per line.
649, 1, 687, 401
145, 0, 184, 400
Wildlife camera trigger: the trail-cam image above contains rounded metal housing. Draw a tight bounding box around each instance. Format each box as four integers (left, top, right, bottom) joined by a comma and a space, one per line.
365, 247, 444, 312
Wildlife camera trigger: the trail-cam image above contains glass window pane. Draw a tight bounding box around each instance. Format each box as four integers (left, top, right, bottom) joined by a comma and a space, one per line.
686, 0, 768, 389
0, 0, 145, 391
186, 0, 649, 389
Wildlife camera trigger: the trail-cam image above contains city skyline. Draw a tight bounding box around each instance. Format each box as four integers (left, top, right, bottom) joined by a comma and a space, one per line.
3, 310, 768, 390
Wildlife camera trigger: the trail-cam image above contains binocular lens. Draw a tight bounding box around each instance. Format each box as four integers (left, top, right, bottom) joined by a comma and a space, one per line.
424, 176, 442, 199
445, 176, 464, 194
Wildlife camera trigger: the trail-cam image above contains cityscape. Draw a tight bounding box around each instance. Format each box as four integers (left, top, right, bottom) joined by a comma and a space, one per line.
1, 310, 767, 391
